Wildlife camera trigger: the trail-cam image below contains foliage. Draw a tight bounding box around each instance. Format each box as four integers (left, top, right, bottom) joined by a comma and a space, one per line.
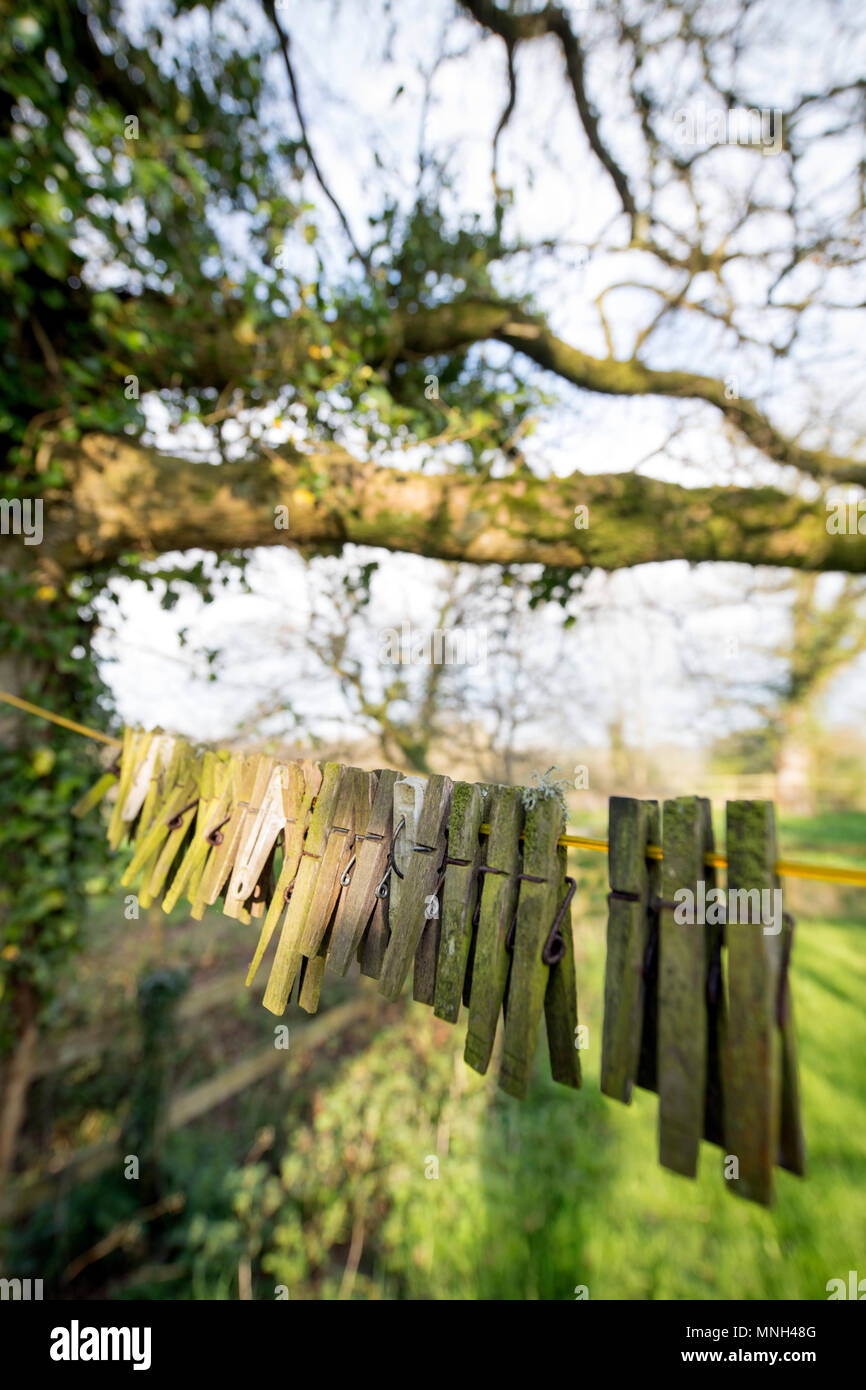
0, 0, 293, 1033
0, 570, 107, 1045
0, 0, 556, 1043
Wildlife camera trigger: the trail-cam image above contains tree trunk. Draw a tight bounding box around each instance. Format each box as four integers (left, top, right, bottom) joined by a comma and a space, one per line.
0, 980, 38, 1200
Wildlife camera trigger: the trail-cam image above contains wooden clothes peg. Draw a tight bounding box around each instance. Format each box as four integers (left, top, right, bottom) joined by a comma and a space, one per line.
193, 755, 268, 914
724, 799, 788, 1206
162, 751, 233, 914
71, 741, 123, 820
777, 909, 806, 1177
120, 739, 191, 890
122, 735, 178, 873
210, 755, 275, 916
143, 753, 205, 906
410, 777, 454, 1007
657, 796, 711, 1179
464, 785, 524, 1076
358, 896, 389, 981
122, 733, 173, 821
379, 774, 453, 1003
433, 782, 486, 1023
542, 842, 582, 1091
188, 752, 245, 915
106, 728, 149, 849
109, 729, 149, 839
601, 797, 660, 1103
261, 761, 343, 1015
299, 767, 373, 959
383, 775, 427, 934
499, 794, 566, 1100
246, 760, 322, 987
699, 797, 726, 1150
327, 768, 400, 978
224, 761, 288, 918
295, 768, 375, 1015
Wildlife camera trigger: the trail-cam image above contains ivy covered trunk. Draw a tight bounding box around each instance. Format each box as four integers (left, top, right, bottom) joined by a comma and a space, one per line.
0, 562, 107, 1199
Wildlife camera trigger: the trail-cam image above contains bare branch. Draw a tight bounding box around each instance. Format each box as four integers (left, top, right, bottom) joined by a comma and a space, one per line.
262, 0, 371, 275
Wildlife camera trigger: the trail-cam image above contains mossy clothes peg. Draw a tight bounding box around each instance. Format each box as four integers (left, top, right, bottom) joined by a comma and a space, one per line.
601, 796, 805, 1206
75, 728, 805, 1190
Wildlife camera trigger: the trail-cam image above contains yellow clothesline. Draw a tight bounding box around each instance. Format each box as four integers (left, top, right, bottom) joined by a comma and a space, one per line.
0, 689, 120, 745
2, 689, 865, 888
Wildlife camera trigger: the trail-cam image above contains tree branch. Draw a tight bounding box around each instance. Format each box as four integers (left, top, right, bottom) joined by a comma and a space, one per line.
390, 301, 866, 486
262, 0, 371, 275
460, 0, 639, 229
44, 432, 865, 575
122, 291, 866, 485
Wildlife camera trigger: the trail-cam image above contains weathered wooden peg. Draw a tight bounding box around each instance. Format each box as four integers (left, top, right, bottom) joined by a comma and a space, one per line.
657, 796, 708, 1179
433, 782, 486, 1023
600, 797, 660, 1104
542, 845, 582, 1090
261, 761, 343, 1015
724, 799, 785, 1206
499, 794, 564, 1099
328, 768, 399, 977
464, 785, 524, 1076
379, 774, 453, 1002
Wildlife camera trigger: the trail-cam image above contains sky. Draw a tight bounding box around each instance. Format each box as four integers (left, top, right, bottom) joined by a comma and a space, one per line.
93, 0, 866, 755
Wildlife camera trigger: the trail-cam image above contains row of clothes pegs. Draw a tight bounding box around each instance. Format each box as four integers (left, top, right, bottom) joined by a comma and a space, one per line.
74, 730, 581, 1101
602, 796, 805, 1207
75, 732, 805, 1203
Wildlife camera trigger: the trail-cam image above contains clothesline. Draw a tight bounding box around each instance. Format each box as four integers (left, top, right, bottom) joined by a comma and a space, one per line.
2, 688, 865, 889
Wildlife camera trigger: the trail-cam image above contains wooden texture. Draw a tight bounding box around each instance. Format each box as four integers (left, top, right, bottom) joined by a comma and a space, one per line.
499, 795, 564, 1099
724, 799, 783, 1206
699, 797, 726, 1149
600, 797, 659, 1103
142, 781, 200, 906
298, 932, 329, 1014
72, 763, 119, 819
106, 727, 140, 848
328, 768, 399, 976
409, 773, 455, 1004
412, 905, 440, 1004
299, 767, 374, 958
385, 775, 426, 935
543, 844, 582, 1089
410, 775, 455, 1004
117, 737, 163, 866
432, 783, 486, 1022
246, 761, 322, 986
224, 762, 290, 917
210, 755, 275, 915
358, 897, 390, 980
464, 786, 523, 1075
162, 753, 233, 914
122, 733, 172, 826
778, 909, 806, 1177
129, 742, 176, 897
192, 754, 263, 912
261, 762, 343, 1015
658, 796, 707, 1178
121, 742, 195, 892
379, 774, 453, 1001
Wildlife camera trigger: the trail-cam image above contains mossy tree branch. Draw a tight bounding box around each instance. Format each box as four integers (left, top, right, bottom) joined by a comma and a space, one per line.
39, 432, 865, 577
